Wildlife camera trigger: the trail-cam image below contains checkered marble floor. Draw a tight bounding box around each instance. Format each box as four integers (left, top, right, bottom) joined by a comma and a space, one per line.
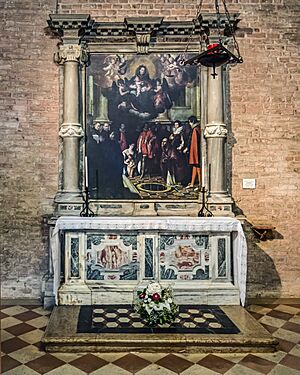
1, 303, 300, 374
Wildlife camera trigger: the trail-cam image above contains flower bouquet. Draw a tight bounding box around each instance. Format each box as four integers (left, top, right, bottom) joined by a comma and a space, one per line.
134, 282, 178, 326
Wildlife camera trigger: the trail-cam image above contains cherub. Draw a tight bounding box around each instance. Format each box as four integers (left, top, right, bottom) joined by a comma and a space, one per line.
103, 54, 127, 83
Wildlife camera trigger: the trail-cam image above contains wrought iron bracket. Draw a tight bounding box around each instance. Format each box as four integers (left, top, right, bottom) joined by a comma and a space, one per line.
80, 186, 95, 217
198, 187, 213, 217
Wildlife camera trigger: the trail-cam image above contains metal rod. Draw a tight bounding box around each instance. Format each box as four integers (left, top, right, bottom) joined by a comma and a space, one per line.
208, 163, 211, 196
80, 57, 94, 217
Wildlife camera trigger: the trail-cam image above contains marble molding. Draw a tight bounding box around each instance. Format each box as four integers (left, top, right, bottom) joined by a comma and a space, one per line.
55, 201, 222, 217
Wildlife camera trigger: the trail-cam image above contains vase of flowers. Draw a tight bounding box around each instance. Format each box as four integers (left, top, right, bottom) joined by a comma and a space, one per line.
134, 282, 178, 326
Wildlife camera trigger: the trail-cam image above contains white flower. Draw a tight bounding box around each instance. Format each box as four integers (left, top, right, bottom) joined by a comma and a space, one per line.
135, 282, 178, 326
164, 301, 171, 311
145, 305, 151, 315
153, 304, 164, 311
146, 282, 162, 295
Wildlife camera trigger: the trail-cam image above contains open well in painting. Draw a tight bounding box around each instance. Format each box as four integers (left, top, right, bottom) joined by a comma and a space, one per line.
86, 53, 201, 200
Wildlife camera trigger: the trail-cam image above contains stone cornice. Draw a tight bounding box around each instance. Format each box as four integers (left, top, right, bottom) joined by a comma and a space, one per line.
201, 13, 240, 32
47, 14, 240, 45
125, 17, 163, 54
83, 18, 201, 39
47, 14, 93, 43
124, 17, 164, 33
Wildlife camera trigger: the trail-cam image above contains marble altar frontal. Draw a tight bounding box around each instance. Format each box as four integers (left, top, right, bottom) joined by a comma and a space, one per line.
51, 217, 246, 306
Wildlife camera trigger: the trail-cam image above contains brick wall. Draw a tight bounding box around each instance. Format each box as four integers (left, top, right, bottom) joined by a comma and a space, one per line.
230, 2, 300, 298
0, 0, 299, 299
0, 0, 59, 299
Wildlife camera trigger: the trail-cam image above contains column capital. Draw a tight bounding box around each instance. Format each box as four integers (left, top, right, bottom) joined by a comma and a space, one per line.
54, 43, 89, 65
204, 123, 227, 138
59, 122, 84, 138
54, 43, 89, 66
54, 44, 81, 64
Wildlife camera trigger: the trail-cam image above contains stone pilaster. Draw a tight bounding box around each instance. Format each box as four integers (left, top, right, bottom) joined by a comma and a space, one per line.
204, 66, 233, 215
47, 14, 91, 214
55, 44, 84, 195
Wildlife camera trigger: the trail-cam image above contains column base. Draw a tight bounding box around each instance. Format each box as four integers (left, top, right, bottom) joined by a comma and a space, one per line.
54, 190, 84, 216
207, 193, 235, 217
59, 283, 92, 305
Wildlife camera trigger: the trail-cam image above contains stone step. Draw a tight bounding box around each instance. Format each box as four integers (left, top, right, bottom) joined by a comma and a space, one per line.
42, 305, 277, 353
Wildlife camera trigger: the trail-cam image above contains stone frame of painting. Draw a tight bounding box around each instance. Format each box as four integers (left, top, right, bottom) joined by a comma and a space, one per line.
47, 14, 239, 217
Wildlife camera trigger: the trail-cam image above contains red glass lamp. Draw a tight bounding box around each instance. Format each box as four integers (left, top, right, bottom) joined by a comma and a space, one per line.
182, 0, 243, 78
183, 42, 243, 78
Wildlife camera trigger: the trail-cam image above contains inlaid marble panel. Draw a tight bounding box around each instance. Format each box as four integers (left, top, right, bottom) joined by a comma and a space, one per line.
144, 238, 154, 278
159, 234, 209, 280
218, 238, 226, 277
86, 233, 139, 281
70, 238, 80, 278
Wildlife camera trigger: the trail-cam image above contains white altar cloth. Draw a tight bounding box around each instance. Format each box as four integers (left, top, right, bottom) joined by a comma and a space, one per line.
50, 216, 247, 305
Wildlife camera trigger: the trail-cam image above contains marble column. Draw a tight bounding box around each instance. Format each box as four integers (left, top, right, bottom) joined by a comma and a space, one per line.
204, 66, 227, 195
88, 75, 94, 116
55, 44, 84, 195
98, 88, 109, 121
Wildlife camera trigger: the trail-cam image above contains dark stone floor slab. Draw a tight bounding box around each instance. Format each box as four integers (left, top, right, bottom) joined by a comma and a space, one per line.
42, 305, 278, 353
77, 304, 240, 334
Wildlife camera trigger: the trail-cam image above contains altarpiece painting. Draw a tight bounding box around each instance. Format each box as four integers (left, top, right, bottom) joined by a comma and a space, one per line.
86, 53, 200, 200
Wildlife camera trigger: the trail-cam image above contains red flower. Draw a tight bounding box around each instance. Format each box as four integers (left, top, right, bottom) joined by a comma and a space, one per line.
152, 293, 161, 301
139, 293, 145, 299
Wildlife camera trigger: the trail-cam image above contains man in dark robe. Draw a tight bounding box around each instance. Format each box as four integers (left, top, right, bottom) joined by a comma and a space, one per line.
87, 122, 102, 198
106, 131, 124, 198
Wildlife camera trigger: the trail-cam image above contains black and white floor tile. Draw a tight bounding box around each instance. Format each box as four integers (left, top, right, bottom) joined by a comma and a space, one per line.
77, 304, 240, 334
1, 303, 300, 374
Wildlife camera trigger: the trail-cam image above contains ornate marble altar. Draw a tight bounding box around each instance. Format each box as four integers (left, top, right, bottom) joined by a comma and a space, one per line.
50, 217, 247, 306
45, 15, 248, 309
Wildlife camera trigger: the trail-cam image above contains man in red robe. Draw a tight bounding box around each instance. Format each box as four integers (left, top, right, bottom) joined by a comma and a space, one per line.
136, 123, 154, 177
186, 115, 201, 191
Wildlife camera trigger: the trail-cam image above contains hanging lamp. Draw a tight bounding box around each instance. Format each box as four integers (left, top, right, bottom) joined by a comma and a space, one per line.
183, 0, 243, 78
